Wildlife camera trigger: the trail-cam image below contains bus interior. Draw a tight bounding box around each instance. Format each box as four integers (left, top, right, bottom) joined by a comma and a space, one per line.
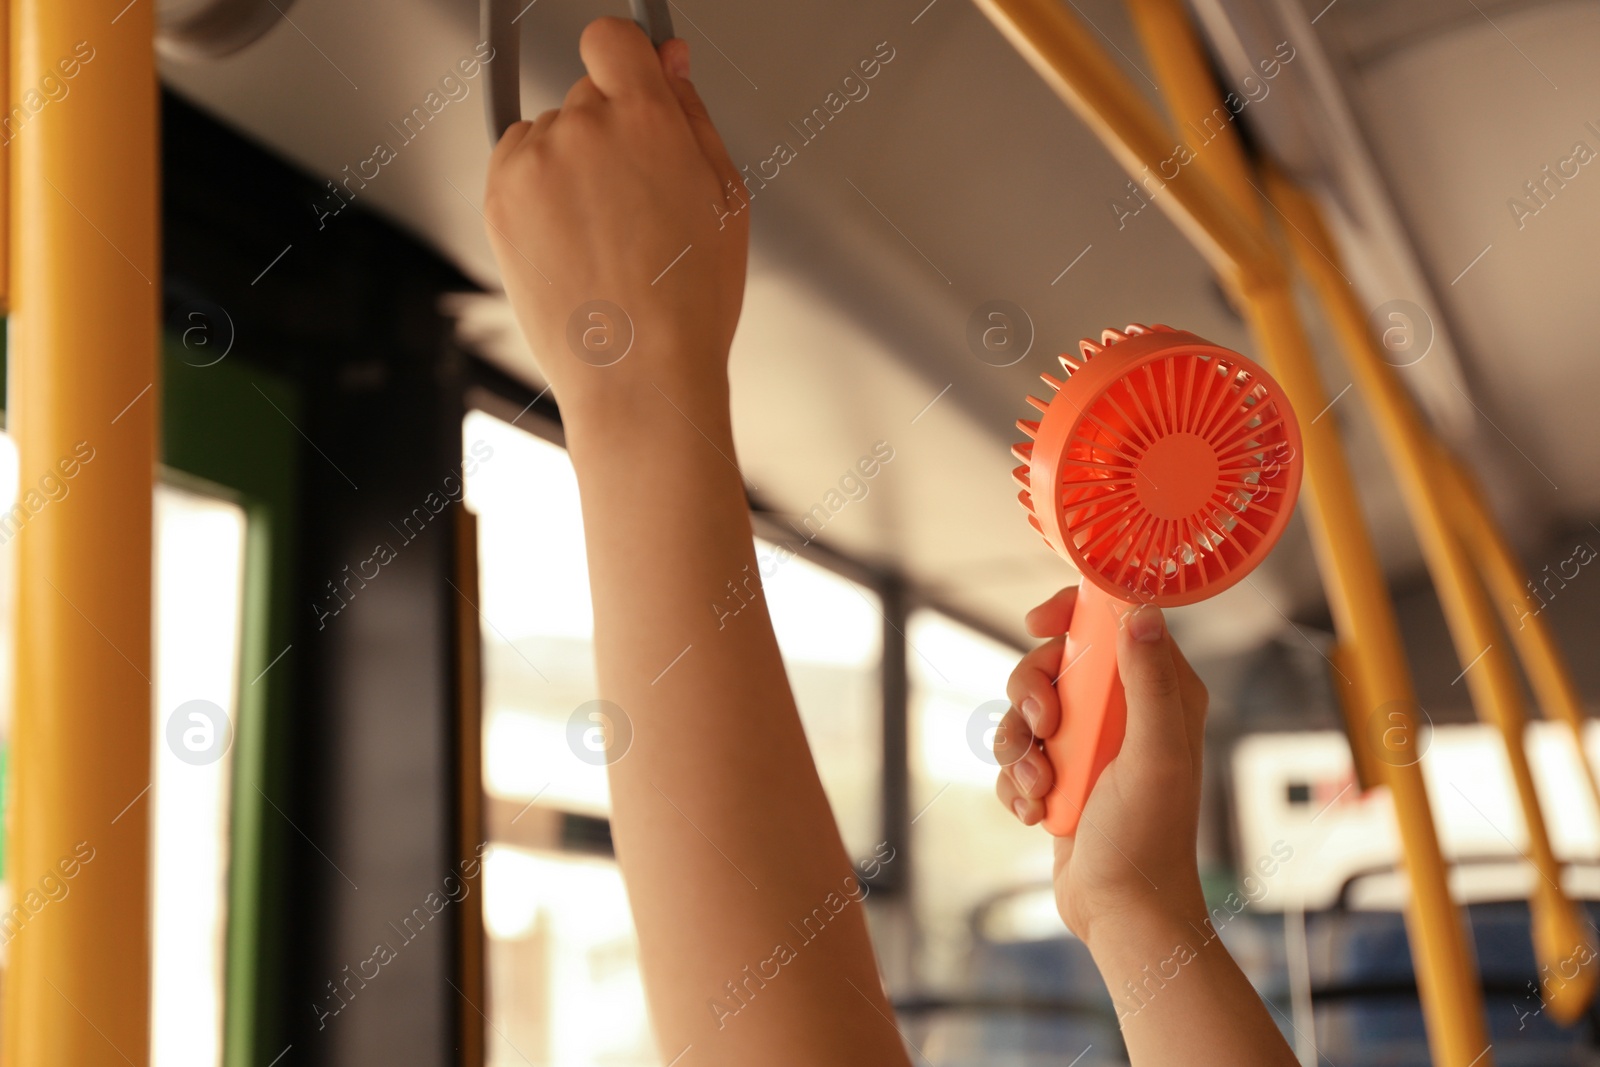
2, 0, 1600, 1065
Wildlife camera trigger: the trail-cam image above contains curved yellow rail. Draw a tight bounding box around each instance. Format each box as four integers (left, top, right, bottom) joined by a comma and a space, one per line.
965, 0, 1277, 292
1270, 172, 1598, 1024
1435, 449, 1600, 821
966, 0, 1495, 1059
1120, 0, 1500, 1058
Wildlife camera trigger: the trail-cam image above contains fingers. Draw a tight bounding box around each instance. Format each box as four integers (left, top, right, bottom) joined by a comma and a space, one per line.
1001, 595, 1207, 831
660, 44, 743, 195
1006, 635, 1065, 739
995, 591, 1074, 830
1024, 585, 1079, 638
990, 705, 1036, 770
561, 74, 606, 112
529, 107, 561, 137
578, 16, 672, 100
659, 35, 690, 80
997, 768, 1046, 827
993, 705, 1054, 821
1115, 606, 1191, 775
488, 117, 537, 170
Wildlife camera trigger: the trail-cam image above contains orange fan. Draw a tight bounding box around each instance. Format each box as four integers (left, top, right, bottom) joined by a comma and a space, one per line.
1013, 324, 1304, 836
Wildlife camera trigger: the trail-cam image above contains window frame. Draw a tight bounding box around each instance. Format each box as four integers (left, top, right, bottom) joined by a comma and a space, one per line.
159, 335, 302, 1067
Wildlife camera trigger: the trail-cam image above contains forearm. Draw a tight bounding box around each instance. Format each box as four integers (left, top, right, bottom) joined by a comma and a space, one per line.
1088, 899, 1299, 1066
564, 381, 910, 1066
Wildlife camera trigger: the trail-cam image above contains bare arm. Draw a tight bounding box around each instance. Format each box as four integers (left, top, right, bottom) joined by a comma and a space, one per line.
996, 589, 1299, 1065
483, 19, 911, 1067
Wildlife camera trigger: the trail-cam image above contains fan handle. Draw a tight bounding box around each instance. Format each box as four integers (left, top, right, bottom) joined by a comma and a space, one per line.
1044, 580, 1136, 837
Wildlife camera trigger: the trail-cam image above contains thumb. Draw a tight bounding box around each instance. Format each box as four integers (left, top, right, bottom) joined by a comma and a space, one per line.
1116, 606, 1190, 778
660, 41, 743, 196
577, 17, 670, 100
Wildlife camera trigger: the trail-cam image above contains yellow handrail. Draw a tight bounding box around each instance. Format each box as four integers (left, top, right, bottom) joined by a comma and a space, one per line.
1114, 0, 1499, 1058
1435, 448, 1600, 821
4, 0, 158, 1062
1269, 171, 1598, 1024
967, 0, 1495, 1059
1234, 283, 1496, 1065
966, 0, 1277, 292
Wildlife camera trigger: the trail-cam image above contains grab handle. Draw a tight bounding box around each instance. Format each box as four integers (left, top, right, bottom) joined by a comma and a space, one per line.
481, 0, 676, 144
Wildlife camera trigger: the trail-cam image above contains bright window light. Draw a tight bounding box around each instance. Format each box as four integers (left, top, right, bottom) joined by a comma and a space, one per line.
463, 410, 593, 643
911, 612, 1021, 787
758, 540, 882, 857
151, 483, 247, 1067
0, 429, 15, 742
466, 407, 888, 1067
907, 610, 1050, 987
1233, 721, 1600, 910
760, 546, 880, 665
0, 432, 18, 512
464, 409, 884, 853
466, 409, 607, 816
482, 847, 655, 1067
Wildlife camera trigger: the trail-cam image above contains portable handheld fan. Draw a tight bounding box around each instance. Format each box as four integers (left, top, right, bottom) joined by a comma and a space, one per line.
1013, 324, 1304, 836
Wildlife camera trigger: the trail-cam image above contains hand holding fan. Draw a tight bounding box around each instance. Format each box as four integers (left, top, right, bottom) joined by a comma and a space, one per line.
1013, 324, 1304, 836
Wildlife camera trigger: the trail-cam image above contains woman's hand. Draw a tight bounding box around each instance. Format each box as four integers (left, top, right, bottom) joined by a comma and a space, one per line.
993, 588, 1211, 947
482, 19, 749, 427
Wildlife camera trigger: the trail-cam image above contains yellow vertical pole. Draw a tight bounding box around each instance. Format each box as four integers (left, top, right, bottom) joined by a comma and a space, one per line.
1434, 449, 1600, 818
5, 0, 156, 1062
1268, 172, 1597, 1020
1232, 288, 1493, 1067
1115, 0, 1495, 1060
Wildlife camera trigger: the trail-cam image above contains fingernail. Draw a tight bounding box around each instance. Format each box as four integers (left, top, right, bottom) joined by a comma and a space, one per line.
1020, 696, 1043, 734
1129, 605, 1165, 643
668, 41, 690, 80
1012, 798, 1030, 822
1015, 757, 1039, 793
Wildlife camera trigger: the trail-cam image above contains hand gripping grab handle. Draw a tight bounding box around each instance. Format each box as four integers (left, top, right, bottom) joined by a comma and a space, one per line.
480, 0, 675, 143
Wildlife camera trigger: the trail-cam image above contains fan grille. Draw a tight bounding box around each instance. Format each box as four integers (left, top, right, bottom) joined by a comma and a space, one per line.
1014, 326, 1302, 607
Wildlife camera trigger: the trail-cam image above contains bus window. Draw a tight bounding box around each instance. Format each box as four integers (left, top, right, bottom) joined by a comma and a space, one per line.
1233, 724, 1600, 909
482, 848, 653, 1066
907, 610, 1051, 985
758, 545, 883, 861
151, 483, 248, 1067
465, 407, 888, 1065
466, 410, 605, 817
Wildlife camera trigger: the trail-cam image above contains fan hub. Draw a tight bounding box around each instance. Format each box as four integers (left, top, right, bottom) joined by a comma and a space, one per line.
1134, 431, 1218, 521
